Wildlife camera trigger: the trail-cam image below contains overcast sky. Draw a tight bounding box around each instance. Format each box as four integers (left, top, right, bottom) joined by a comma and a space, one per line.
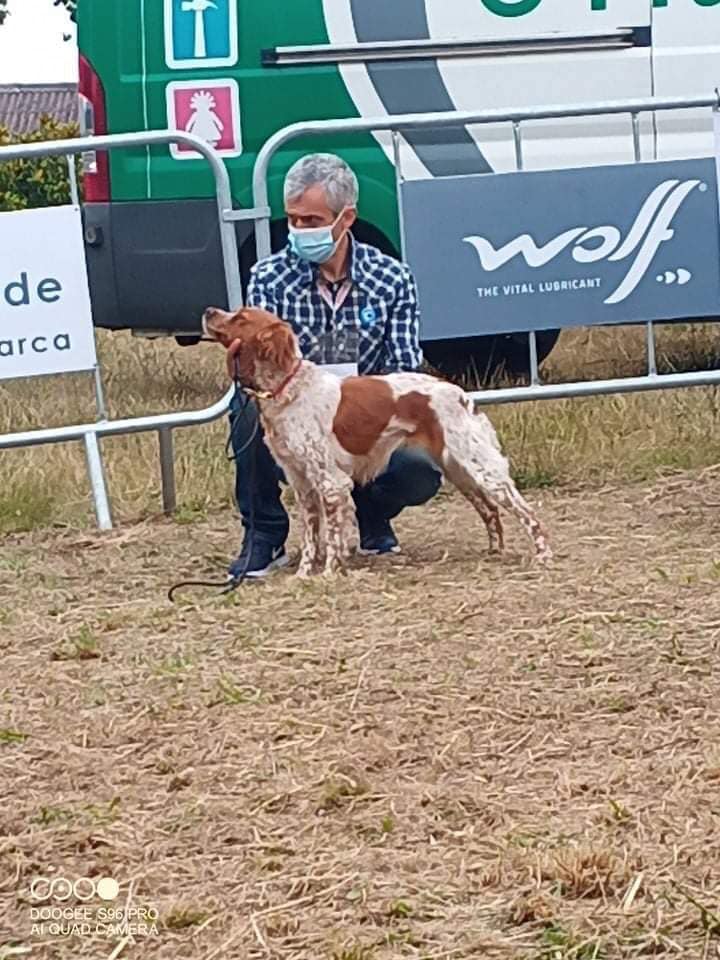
0, 0, 78, 84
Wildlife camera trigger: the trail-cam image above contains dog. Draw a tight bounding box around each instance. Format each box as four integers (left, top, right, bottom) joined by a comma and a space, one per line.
203, 306, 551, 576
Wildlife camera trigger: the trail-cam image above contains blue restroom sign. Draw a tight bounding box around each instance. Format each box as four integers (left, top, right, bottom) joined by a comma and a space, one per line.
164, 0, 238, 70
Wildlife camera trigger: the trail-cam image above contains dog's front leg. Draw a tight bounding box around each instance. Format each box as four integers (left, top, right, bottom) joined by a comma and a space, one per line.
294, 487, 323, 577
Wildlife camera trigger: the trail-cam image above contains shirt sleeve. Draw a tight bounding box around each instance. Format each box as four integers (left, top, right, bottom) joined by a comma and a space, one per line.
245, 263, 277, 313
383, 265, 424, 372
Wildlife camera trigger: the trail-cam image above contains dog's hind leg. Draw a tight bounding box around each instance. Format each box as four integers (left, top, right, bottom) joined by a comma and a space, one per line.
441, 453, 504, 553
442, 412, 551, 562
487, 477, 551, 562
320, 471, 357, 576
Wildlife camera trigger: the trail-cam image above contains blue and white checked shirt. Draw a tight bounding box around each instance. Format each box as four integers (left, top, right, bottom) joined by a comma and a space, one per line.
246, 236, 424, 375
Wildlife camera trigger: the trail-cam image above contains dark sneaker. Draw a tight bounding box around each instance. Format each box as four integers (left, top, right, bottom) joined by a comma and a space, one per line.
358, 519, 401, 556
228, 539, 289, 580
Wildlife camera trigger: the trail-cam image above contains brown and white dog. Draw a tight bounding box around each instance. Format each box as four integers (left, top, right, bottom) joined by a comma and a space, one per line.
204, 306, 551, 576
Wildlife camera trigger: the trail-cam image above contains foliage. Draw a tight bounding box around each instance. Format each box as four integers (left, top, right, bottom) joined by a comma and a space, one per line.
0, 117, 81, 212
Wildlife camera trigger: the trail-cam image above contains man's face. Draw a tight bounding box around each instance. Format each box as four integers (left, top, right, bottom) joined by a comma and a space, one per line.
286, 184, 356, 239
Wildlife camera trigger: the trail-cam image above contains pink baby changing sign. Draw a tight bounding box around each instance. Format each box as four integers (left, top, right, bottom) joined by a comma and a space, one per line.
166, 79, 242, 159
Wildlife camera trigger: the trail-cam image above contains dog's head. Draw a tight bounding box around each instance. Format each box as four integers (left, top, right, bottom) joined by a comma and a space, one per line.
202, 306, 299, 391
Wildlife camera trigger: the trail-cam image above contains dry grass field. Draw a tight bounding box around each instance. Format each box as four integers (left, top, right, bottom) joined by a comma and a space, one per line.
2, 322, 720, 959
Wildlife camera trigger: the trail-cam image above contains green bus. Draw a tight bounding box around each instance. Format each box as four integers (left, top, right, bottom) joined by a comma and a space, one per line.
77, 0, 720, 376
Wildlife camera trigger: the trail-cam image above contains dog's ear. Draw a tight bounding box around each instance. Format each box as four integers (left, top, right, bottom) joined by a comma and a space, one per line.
225, 338, 243, 380
254, 322, 297, 371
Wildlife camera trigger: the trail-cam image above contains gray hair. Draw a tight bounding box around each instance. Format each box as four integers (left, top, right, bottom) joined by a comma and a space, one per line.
283, 153, 359, 213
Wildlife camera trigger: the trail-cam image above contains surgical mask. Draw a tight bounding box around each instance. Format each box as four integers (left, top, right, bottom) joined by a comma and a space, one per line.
288, 209, 346, 264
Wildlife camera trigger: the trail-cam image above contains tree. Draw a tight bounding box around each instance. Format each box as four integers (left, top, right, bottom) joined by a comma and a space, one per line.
0, 117, 82, 212
0, 0, 76, 27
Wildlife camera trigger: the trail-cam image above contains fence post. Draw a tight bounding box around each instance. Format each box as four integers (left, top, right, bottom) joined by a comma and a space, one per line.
83, 431, 113, 531
158, 427, 177, 515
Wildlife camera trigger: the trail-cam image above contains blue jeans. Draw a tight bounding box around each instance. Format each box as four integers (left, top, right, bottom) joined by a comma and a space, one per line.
229, 389, 442, 547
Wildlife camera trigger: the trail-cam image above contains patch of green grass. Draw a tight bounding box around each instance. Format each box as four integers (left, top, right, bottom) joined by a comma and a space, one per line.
332, 947, 375, 960
319, 774, 369, 811
83, 685, 108, 707
209, 675, 261, 706
0, 728, 28, 745
387, 900, 413, 919
34, 805, 75, 825
0, 554, 27, 574
0, 484, 54, 533
154, 652, 194, 677
174, 500, 209, 525
381, 815, 394, 834
84, 797, 121, 824
513, 467, 559, 491
163, 906, 211, 930
0, 941, 33, 960
606, 798, 633, 825
538, 923, 605, 959
51, 624, 101, 661
383, 928, 423, 948
606, 696, 635, 714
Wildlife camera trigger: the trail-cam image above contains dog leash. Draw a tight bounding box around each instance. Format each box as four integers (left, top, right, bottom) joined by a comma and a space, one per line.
167, 371, 260, 603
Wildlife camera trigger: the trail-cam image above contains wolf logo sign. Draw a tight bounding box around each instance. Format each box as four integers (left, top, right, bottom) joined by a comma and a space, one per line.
401, 159, 720, 341
164, 0, 238, 70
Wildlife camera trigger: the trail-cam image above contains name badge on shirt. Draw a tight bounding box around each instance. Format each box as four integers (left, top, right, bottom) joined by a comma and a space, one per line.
319, 362, 358, 379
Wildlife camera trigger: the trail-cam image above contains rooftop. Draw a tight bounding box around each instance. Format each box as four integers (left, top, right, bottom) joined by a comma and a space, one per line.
0, 82, 77, 135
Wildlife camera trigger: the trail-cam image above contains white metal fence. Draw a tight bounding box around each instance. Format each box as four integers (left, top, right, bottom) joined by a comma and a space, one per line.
252, 93, 720, 405
0, 129, 260, 529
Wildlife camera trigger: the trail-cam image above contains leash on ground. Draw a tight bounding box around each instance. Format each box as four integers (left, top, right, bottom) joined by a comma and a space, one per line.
168, 375, 259, 603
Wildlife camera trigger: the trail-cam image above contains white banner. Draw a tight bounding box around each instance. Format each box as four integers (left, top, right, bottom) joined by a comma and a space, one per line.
0, 205, 97, 381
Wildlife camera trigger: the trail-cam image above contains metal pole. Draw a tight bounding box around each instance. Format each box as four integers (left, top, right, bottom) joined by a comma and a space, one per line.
83, 431, 112, 531
158, 427, 177, 515
513, 121, 524, 171
66, 155, 80, 206
466, 367, 720, 406
528, 330, 540, 387
631, 112, 642, 162
392, 130, 409, 262
92, 364, 109, 421
646, 321, 658, 377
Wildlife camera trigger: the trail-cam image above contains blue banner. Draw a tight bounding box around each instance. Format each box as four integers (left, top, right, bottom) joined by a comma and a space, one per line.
402, 159, 720, 339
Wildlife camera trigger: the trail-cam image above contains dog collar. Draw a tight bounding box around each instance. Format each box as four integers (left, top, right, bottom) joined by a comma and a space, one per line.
246, 359, 303, 402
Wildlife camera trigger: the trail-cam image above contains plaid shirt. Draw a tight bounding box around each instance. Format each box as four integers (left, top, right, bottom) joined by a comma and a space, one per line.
246, 236, 423, 375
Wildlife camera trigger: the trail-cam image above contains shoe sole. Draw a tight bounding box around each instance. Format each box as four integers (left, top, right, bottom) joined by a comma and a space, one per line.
229, 553, 289, 580
358, 545, 402, 557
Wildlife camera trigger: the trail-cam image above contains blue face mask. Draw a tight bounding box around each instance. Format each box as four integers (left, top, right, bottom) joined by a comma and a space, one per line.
288, 209, 346, 264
